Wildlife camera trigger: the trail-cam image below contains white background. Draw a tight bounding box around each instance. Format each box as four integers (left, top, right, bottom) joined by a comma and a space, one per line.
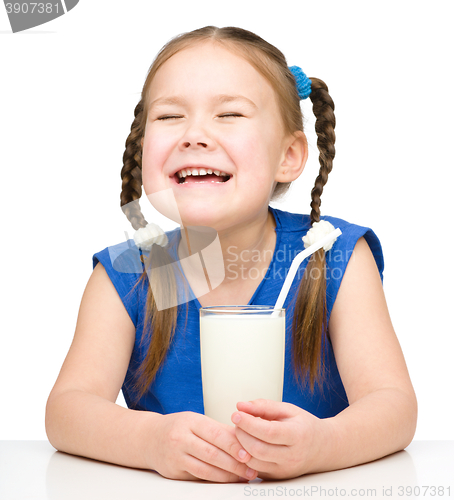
1, 1, 453, 441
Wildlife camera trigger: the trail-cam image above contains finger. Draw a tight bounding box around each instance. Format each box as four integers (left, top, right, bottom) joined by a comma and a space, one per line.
190, 424, 257, 480
232, 410, 291, 445
234, 427, 282, 473
184, 453, 253, 483
193, 418, 254, 464
236, 399, 299, 421
158, 469, 200, 481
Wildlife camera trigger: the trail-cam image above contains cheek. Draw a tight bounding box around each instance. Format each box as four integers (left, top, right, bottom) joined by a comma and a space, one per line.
142, 133, 174, 167
235, 138, 279, 173
222, 130, 264, 162
141, 133, 175, 191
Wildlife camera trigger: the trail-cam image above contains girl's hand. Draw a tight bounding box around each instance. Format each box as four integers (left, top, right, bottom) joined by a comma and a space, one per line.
232, 399, 330, 480
149, 411, 258, 482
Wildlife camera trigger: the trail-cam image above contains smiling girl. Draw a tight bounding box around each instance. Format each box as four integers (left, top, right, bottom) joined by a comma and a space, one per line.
45, 26, 417, 482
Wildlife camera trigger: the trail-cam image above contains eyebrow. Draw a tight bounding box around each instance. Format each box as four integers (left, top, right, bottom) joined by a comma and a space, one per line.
148, 94, 258, 109
216, 94, 258, 108
149, 96, 186, 108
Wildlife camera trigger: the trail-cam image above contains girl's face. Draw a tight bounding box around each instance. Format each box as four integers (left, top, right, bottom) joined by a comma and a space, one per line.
142, 41, 298, 232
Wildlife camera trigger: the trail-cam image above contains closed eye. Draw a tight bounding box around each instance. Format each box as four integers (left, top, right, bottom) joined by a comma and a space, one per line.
157, 115, 184, 121
218, 113, 244, 118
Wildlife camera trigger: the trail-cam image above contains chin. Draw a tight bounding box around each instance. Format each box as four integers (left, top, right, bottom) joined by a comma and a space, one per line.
180, 215, 220, 230
175, 202, 218, 226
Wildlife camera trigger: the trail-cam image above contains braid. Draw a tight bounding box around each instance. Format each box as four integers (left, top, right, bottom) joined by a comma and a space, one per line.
292, 77, 336, 391
309, 78, 336, 224
119, 99, 182, 401
120, 100, 148, 230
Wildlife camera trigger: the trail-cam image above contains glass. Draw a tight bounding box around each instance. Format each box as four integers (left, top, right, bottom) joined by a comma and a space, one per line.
200, 305, 285, 426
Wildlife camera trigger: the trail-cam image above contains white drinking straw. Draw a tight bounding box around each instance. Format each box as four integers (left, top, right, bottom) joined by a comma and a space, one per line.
272, 228, 342, 315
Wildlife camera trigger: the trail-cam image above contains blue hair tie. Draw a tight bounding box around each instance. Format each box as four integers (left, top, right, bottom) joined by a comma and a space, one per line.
289, 65, 312, 100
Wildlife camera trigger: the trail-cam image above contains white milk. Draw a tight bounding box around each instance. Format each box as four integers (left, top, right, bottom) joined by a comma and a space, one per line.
200, 314, 285, 426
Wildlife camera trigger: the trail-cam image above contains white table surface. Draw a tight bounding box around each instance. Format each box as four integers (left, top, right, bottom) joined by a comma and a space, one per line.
0, 441, 453, 499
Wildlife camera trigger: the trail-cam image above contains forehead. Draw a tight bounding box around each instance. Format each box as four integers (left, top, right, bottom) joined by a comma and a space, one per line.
148, 41, 277, 104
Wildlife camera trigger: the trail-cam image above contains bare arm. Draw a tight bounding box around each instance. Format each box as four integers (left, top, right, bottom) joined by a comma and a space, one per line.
232, 237, 417, 478
318, 236, 417, 469
45, 262, 154, 468
45, 263, 257, 481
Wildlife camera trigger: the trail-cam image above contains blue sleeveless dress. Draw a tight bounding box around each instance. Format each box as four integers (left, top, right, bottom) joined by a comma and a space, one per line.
93, 207, 384, 418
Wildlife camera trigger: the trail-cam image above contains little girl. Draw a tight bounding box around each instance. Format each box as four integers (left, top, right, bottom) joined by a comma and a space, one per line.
45, 26, 417, 482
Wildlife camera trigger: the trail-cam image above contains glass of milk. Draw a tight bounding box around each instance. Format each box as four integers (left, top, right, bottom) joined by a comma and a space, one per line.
200, 305, 285, 426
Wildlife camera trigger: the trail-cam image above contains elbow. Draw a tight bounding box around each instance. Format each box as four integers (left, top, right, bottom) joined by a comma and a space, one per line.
45, 396, 58, 450
398, 389, 418, 451
408, 393, 418, 445
45, 393, 66, 452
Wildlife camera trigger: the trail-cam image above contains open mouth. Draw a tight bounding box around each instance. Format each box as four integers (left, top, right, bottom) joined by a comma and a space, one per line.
175, 167, 231, 184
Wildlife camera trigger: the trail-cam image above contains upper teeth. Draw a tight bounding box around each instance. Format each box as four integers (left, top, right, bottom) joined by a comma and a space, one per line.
177, 168, 229, 178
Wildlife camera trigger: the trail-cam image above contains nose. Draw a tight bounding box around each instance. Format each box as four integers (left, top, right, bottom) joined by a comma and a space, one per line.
181, 140, 208, 148
179, 120, 215, 151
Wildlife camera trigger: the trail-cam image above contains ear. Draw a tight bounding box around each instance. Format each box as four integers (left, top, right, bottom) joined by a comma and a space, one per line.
275, 131, 308, 183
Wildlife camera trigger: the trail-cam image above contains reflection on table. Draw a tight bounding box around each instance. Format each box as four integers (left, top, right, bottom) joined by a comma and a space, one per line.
0, 441, 452, 500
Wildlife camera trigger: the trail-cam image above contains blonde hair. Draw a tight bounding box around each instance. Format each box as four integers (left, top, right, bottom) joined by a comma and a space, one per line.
120, 26, 336, 399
